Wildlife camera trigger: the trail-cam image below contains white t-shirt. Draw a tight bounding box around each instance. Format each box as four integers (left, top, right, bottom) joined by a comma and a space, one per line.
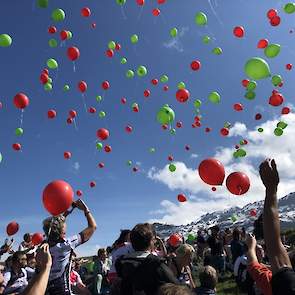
234, 255, 247, 277
109, 242, 133, 273
49, 234, 82, 281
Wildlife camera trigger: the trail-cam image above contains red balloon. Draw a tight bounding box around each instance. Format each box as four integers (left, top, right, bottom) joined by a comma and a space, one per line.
40, 73, 49, 84
125, 125, 133, 133
78, 81, 87, 93
133, 167, 139, 172
176, 121, 182, 128
81, 7, 91, 17
106, 49, 114, 58
121, 97, 127, 104
42, 180, 74, 216
282, 107, 290, 115
267, 9, 278, 19
97, 128, 110, 140
286, 63, 293, 70
250, 209, 257, 217
220, 128, 229, 136
205, 127, 211, 133
176, 89, 190, 103
104, 145, 112, 153
64, 151, 71, 159
115, 43, 121, 51
257, 39, 268, 49
151, 79, 158, 85
212, 187, 217, 192
234, 103, 243, 111
270, 15, 281, 26
67, 118, 73, 124
152, 8, 160, 16
12, 143, 21, 151
42, 68, 49, 75
133, 104, 139, 112
158, 0, 166, 3
32, 233, 44, 246
226, 172, 250, 195
233, 26, 245, 38
98, 162, 105, 168
242, 79, 249, 87
162, 124, 168, 130
185, 145, 190, 151
168, 155, 173, 161
198, 158, 225, 186
269, 92, 284, 106
91, 23, 96, 29
69, 110, 77, 118
168, 233, 182, 247
163, 85, 169, 91
48, 109, 57, 119
0, 102, 2, 109
144, 89, 150, 97
136, 0, 145, 5
102, 81, 110, 90
76, 190, 83, 197
6, 222, 19, 236
60, 30, 68, 41
48, 26, 57, 34
88, 107, 96, 114
177, 194, 187, 203
255, 113, 262, 120
14, 93, 29, 109
67, 46, 80, 61
191, 60, 201, 71
90, 181, 96, 188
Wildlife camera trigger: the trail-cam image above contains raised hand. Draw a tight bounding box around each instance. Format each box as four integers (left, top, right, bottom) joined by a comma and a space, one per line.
259, 159, 279, 191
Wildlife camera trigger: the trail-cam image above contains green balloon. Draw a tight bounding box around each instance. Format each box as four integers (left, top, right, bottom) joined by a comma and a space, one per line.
121, 57, 127, 64
96, 142, 103, 150
137, 66, 147, 77
271, 75, 282, 87
108, 41, 116, 50
194, 99, 202, 108
15, 128, 24, 136
52, 8, 65, 22
244, 57, 271, 80
208, 91, 221, 104
49, 38, 58, 48
202, 35, 211, 44
244, 91, 256, 100
126, 69, 135, 78
0, 152, 2, 163
170, 128, 176, 135
96, 95, 102, 102
0, 34, 12, 47
99, 111, 106, 118
231, 215, 238, 222
246, 80, 257, 91
48, 77, 53, 84
67, 31, 72, 39
131, 34, 139, 44
169, 163, 176, 172
274, 127, 283, 136
284, 3, 295, 13
187, 234, 195, 241
38, 0, 48, 8
177, 82, 186, 89
157, 105, 175, 124
170, 28, 178, 38
116, 0, 126, 5
160, 75, 169, 83
264, 44, 281, 58
233, 151, 239, 159
47, 58, 58, 69
224, 122, 231, 129
195, 12, 207, 26
44, 83, 53, 91
277, 121, 288, 129
258, 127, 264, 133
212, 47, 222, 55
149, 147, 156, 153
63, 85, 70, 91
127, 160, 132, 166
236, 149, 247, 157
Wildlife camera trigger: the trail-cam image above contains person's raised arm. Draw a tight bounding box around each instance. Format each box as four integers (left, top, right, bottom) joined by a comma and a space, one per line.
155, 236, 167, 256
246, 233, 258, 265
74, 199, 97, 244
22, 243, 52, 295
259, 159, 291, 273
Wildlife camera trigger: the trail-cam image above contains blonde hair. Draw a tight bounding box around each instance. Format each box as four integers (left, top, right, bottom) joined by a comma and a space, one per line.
175, 244, 195, 258
43, 215, 66, 242
199, 265, 218, 289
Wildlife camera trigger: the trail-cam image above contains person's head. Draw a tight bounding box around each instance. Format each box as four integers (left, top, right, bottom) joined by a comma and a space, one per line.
114, 229, 131, 247
23, 233, 31, 243
130, 223, 154, 251
175, 244, 195, 267
43, 215, 66, 243
211, 225, 219, 236
106, 246, 112, 255
26, 253, 36, 269
97, 248, 107, 261
12, 251, 27, 269
199, 266, 218, 290
256, 244, 265, 263
158, 283, 193, 295
233, 228, 241, 241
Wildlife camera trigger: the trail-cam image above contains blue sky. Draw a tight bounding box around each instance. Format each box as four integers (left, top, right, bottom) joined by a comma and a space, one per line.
1, 0, 295, 256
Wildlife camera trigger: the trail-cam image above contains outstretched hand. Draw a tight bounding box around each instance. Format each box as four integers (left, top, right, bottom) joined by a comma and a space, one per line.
245, 233, 256, 251
73, 199, 89, 212
259, 159, 279, 191
36, 243, 52, 272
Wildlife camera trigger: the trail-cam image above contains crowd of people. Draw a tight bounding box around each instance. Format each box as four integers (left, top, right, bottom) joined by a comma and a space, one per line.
0, 159, 294, 295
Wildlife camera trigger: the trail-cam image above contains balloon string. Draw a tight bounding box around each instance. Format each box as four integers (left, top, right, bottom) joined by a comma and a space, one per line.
81, 94, 87, 113
208, 0, 223, 26
20, 109, 24, 127
120, 6, 127, 20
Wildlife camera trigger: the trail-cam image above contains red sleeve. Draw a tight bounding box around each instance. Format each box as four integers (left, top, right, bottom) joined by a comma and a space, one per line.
247, 262, 273, 295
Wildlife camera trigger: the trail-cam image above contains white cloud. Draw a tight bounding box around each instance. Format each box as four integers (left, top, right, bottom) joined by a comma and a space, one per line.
148, 113, 295, 225
228, 122, 247, 137
163, 27, 188, 53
